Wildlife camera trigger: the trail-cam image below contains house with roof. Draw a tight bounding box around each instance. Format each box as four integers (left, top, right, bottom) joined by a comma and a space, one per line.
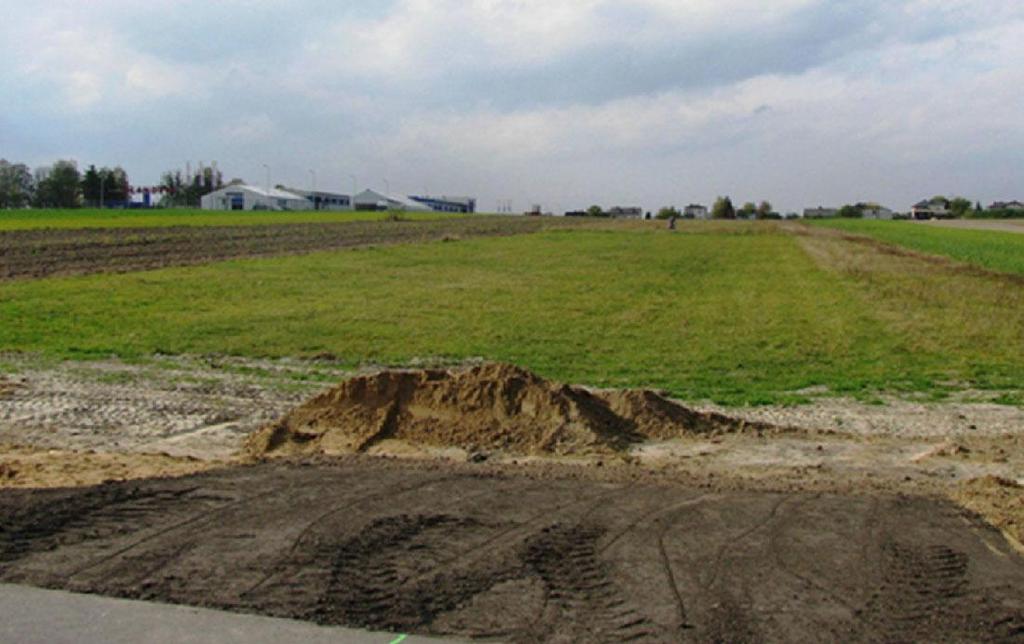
684, 204, 709, 220
200, 184, 312, 211
858, 203, 894, 220
803, 206, 838, 219
989, 200, 1024, 212
911, 198, 950, 220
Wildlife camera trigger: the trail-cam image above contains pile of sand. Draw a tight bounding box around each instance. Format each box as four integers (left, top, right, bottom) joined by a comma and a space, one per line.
247, 363, 769, 459
0, 444, 219, 489
954, 476, 1024, 553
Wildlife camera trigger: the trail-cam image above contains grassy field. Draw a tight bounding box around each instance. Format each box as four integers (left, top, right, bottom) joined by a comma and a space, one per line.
2, 223, 1022, 405
809, 219, 1024, 276
0, 208, 456, 231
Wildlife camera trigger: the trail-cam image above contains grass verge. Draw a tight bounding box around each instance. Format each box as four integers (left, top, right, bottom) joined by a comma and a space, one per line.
809, 219, 1024, 276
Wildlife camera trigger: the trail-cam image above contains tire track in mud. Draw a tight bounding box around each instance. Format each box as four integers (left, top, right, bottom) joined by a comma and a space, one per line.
3, 463, 1024, 642
523, 522, 660, 642
0, 485, 200, 569
867, 538, 1024, 642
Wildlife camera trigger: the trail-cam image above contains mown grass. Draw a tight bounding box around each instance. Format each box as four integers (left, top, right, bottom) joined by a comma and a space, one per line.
809, 219, 1024, 276
2, 225, 1022, 405
0, 208, 457, 231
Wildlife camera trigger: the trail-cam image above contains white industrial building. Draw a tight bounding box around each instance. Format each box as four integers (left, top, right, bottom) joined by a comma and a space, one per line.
282, 188, 352, 211
200, 184, 312, 211
409, 195, 477, 213
353, 189, 432, 212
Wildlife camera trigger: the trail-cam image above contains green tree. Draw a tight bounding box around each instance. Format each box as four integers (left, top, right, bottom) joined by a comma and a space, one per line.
35, 160, 81, 208
656, 206, 681, 220
711, 196, 736, 219
586, 204, 605, 218
738, 202, 757, 218
81, 165, 102, 207
160, 166, 222, 207
949, 197, 972, 218
755, 200, 773, 219
838, 204, 863, 218
0, 159, 34, 208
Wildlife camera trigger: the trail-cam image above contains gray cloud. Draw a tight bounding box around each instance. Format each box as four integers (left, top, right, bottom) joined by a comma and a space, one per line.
2, 1, 1023, 212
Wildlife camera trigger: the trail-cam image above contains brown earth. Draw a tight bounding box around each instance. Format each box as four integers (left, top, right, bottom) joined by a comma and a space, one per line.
247, 363, 772, 459
0, 216, 586, 281
0, 444, 221, 489
955, 476, 1024, 553
1, 457, 1022, 642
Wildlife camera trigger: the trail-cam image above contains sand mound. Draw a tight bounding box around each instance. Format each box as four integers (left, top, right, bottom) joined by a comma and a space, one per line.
0, 445, 218, 489
954, 476, 1024, 553
247, 363, 765, 459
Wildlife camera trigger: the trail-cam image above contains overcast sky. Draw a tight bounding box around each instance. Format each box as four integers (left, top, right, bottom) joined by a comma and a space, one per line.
2, 0, 1023, 213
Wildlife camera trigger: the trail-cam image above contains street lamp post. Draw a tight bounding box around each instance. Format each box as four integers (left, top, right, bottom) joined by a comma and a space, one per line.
349, 174, 357, 210
262, 164, 270, 209
309, 169, 317, 210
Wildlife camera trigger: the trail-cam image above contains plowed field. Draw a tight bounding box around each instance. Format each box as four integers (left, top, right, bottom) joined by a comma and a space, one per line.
0, 216, 567, 281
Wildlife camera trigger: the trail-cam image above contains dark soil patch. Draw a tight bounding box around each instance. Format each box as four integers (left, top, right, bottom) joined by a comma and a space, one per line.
0, 217, 574, 281
1, 458, 1021, 642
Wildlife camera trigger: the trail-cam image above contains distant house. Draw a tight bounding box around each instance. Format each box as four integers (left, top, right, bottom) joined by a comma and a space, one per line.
803, 207, 838, 219
352, 189, 432, 212
200, 184, 312, 211
684, 204, 709, 220
409, 195, 476, 213
989, 200, 1024, 212
859, 203, 894, 220
607, 206, 643, 219
911, 198, 950, 220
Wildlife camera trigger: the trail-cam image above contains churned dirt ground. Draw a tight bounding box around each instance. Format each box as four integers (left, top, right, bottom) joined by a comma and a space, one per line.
2, 358, 1023, 641
0, 216, 589, 281
1, 458, 1023, 642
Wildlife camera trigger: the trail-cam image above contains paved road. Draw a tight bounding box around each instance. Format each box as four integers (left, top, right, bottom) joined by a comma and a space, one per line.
0, 583, 445, 644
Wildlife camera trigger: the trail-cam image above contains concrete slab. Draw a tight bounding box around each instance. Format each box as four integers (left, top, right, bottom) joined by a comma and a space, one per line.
0, 584, 447, 644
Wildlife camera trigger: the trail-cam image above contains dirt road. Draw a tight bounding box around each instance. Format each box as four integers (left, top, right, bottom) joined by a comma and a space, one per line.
1, 458, 1021, 642
919, 219, 1024, 234
0, 216, 572, 281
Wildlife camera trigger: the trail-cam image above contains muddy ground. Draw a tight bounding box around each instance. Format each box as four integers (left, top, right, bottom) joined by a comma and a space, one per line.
2, 357, 1023, 641
1, 458, 1022, 642
0, 216, 581, 281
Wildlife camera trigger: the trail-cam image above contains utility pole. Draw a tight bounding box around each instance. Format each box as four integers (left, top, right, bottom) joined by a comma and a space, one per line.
99, 174, 105, 209
349, 174, 357, 210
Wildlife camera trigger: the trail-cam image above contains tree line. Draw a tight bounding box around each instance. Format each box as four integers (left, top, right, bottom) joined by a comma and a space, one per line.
0, 158, 224, 209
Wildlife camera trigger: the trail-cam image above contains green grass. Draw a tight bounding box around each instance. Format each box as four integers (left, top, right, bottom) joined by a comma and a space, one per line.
0, 208, 457, 231
3, 226, 1022, 405
809, 219, 1024, 276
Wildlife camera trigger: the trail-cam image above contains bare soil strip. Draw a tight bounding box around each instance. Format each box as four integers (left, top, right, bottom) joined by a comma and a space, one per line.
0, 458, 1021, 642
921, 219, 1024, 234
0, 216, 573, 281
